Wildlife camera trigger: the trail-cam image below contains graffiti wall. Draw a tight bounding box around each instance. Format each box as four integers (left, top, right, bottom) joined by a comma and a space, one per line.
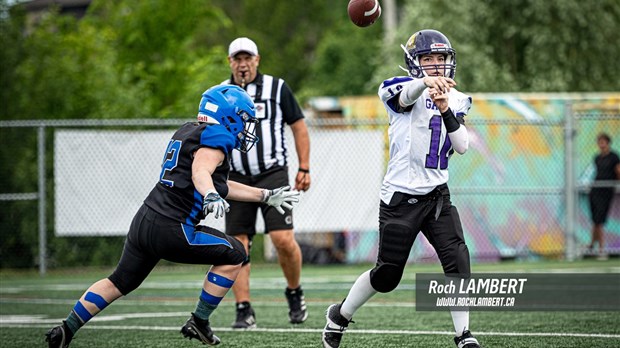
335, 93, 620, 263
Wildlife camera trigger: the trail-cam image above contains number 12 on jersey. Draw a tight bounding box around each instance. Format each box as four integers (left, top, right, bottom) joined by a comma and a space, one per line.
425, 115, 452, 170
159, 139, 182, 187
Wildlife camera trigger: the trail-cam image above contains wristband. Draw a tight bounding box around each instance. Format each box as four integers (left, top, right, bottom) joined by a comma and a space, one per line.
261, 189, 270, 203
441, 108, 460, 133
298, 168, 310, 174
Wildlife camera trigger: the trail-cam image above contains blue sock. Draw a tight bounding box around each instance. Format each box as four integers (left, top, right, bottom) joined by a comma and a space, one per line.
64, 310, 81, 335
195, 289, 221, 320
65, 291, 109, 334
194, 272, 234, 320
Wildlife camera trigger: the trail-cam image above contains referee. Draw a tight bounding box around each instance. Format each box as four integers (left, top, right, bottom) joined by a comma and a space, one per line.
221, 37, 311, 328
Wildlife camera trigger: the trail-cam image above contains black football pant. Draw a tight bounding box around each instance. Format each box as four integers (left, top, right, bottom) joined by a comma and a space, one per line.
370, 184, 471, 293
109, 204, 246, 295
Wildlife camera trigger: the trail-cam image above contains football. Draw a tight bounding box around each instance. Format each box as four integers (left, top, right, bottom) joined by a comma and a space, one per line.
347, 0, 382, 27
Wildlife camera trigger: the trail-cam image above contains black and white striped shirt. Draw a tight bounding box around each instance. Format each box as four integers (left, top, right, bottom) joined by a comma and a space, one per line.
222, 72, 305, 176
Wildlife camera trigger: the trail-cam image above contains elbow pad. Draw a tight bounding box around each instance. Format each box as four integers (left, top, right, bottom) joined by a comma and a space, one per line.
399, 78, 426, 106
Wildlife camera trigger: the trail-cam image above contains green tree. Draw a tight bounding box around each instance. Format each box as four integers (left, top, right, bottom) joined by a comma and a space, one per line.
213, 0, 343, 95
377, 0, 620, 92
0, 0, 25, 119
0, 0, 234, 269
87, 0, 232, 117
12, 10, 149, 120
301, 21, 383, 97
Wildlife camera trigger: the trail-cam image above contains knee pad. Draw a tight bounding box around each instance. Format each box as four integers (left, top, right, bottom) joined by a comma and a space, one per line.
442, 243, 471, 278
370, 263, 405, 293
223, 235, 248, 266
241, 235, 253, 266
456, 243, 471, 277
242, 255, 251, 266
378, 223, 415, 265
108, 268, 143, 295
440, 206, 470, 277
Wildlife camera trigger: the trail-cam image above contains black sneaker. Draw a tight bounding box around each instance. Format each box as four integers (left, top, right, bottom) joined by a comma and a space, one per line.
454, 330, 481, 348
232, 302, 257, 329
285, 286, 308, 324
180, 313, 221, 345
45, 321, 73, 348
322, 303, 352, 348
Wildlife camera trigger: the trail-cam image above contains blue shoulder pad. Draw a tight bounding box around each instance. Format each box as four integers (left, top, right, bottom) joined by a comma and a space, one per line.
200, 125, 235, 154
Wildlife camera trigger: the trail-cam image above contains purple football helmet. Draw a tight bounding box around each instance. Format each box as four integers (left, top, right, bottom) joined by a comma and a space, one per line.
401, 29, 456, 79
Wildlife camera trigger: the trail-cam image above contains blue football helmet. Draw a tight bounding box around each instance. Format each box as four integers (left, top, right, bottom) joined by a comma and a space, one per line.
400, 29, 456, 79
198, 85, 259, 153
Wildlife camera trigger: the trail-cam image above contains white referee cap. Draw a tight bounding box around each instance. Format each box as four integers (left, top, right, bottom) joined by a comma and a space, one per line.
228, 37, 259, 57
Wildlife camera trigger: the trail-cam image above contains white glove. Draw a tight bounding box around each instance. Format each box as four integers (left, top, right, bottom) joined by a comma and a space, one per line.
262, 186, 300, 215
203, 189, 230, 219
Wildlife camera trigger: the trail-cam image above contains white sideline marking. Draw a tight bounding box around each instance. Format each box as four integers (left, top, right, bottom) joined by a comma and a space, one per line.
3, 268, 620, 294
1, 322, 619, 339
0, 298, 417, 308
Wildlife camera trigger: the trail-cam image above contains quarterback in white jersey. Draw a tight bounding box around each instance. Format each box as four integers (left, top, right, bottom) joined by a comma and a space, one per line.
378, 75, 472, 203
322, 30, 482, 348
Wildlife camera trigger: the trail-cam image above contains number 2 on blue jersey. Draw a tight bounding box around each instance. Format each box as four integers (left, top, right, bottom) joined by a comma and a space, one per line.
425, 115, 451, 170
159, 139, 182, 187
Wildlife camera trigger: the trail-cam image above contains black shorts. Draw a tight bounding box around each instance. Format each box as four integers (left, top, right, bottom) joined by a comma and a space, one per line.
589, 188, 614, 224
225, 166, 294, 235
109, 205, 246, 294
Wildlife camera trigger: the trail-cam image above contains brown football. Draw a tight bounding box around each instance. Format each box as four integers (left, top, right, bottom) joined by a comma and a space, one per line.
347, 0, 382, 27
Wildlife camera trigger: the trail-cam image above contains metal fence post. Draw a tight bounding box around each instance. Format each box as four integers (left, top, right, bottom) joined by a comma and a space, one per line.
564, 103, 576, 261
38, 125, 47, 275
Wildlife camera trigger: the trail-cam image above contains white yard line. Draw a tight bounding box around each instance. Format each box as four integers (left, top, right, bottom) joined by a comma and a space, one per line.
1, 322, 618, 339
3, 267, 620, 293
0, 298, 417, 307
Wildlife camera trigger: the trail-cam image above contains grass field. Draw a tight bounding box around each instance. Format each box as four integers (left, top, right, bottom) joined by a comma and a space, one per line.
1, 259, 619, 348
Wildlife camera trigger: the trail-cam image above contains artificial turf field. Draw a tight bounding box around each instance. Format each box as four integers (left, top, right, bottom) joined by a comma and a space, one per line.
1, 259, 619, 348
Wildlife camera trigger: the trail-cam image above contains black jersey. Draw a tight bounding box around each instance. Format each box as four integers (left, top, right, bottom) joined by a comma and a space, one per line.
144, 122, 235, 226
594, 151, 620, 182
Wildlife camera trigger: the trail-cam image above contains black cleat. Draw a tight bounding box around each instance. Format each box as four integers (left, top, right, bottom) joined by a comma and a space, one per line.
285, 286, 308, 324
322, 303, 352, 348
231, 302, 256, 329
454, 330, 481, 348
181, 313, 221, 345
45, 321, 73, 348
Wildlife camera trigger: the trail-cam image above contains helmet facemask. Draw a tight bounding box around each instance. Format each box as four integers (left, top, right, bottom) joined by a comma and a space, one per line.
233, 110, 259, 153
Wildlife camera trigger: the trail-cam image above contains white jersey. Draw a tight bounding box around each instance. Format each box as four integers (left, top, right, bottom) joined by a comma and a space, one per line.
378, 76, 472, 204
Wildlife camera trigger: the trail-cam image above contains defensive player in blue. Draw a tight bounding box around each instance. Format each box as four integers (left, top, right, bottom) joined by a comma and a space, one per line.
322, 29, 481, 348
45, 85, 300, 348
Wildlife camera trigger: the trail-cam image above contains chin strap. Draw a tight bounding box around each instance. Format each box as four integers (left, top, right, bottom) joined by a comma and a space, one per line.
398, 65, 410, 75
400, 44, 416, 77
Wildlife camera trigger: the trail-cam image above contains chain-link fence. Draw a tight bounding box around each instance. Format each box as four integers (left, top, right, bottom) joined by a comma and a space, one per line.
574, 107, 620, 259
1, 96, 618, 274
